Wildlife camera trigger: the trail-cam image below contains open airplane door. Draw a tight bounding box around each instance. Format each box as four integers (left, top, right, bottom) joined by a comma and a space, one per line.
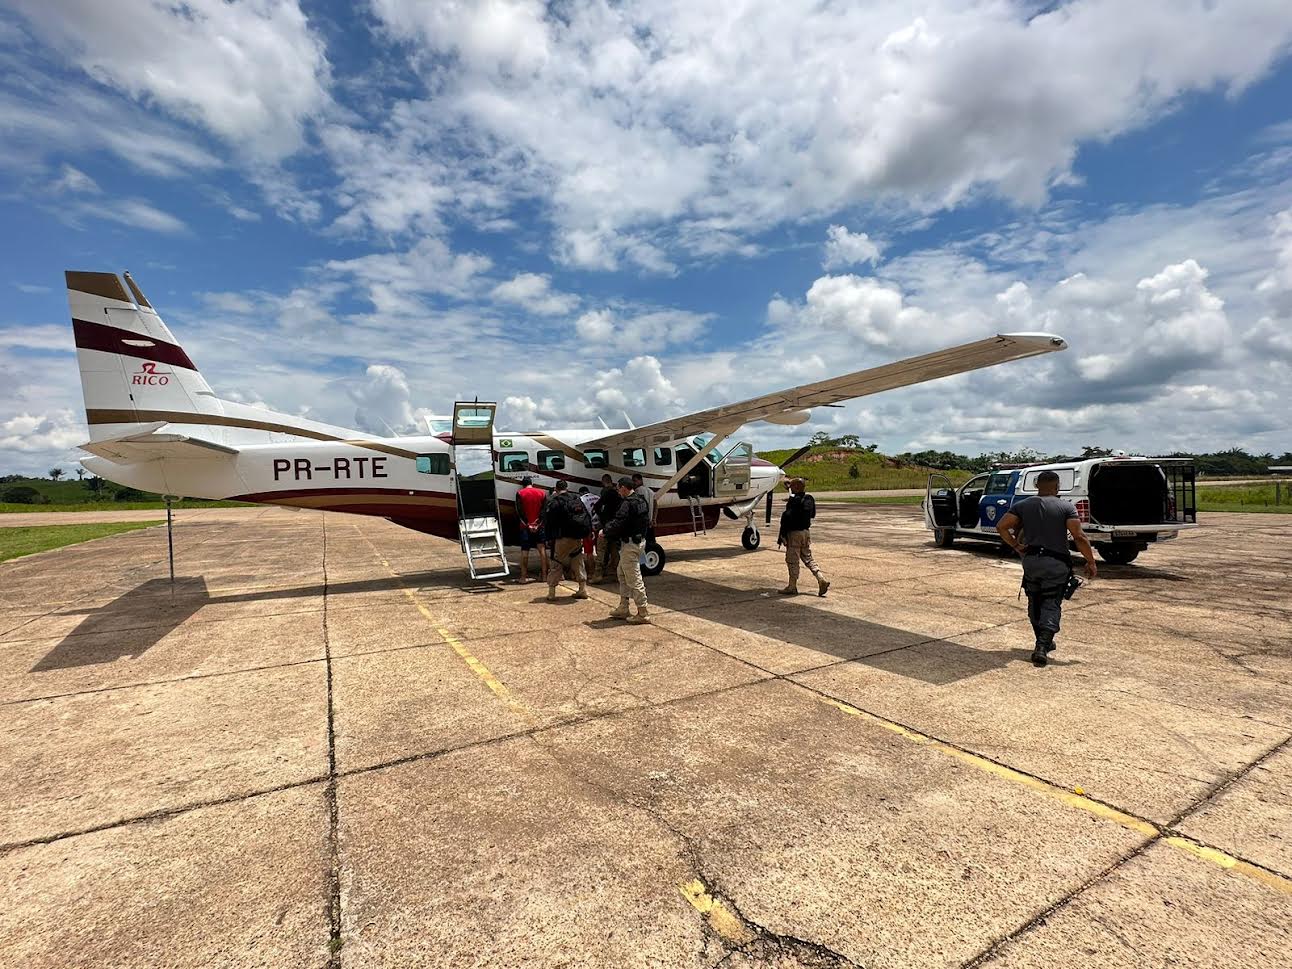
926, 473, 958, 548
451, 402, 509, 579
713, 442, 752, 499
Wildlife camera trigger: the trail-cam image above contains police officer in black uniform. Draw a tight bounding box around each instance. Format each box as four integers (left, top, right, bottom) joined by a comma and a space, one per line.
996, 470, 1097, 666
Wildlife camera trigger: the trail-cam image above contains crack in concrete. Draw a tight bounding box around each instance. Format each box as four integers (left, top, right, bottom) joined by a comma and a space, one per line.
321, 515, 344, 969
958, 727, 1292, 967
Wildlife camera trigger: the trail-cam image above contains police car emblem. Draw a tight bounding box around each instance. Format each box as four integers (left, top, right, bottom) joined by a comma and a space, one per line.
986, 506, 997, 522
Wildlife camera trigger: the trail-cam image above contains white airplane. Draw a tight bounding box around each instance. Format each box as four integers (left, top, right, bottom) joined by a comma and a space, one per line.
66, 270, 1068, 579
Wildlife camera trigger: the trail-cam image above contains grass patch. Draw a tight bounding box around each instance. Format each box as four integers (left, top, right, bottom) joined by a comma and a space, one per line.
757, 447, 971, 491
821, 494, 925, 506
0, 521, 163, 563
1196, 484, 1292, 514
0, 499, 249, 514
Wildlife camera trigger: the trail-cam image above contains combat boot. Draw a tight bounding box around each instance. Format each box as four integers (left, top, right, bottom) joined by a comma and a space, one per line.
573, 583, 589, 600
628, 605, 651, 624
817, 575, 831, 597
1030, 644, 1048, 667
546, 586, 557, 602
609, 599, 631, 620
778, 586, 798, 596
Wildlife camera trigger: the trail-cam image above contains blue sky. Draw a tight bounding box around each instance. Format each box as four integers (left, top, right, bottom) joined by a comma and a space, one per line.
2, 0, 1292, 476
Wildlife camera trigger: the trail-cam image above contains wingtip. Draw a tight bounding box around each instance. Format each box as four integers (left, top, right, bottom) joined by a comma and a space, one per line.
999, 331, 1068, 351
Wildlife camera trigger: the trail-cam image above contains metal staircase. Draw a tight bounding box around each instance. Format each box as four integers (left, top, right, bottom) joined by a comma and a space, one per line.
686, 495, 707, 535
450, 400, 510, 581
459, 515, 510, 580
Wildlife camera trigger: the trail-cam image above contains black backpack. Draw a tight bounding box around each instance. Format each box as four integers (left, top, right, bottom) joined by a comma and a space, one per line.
560, 493, 593, 539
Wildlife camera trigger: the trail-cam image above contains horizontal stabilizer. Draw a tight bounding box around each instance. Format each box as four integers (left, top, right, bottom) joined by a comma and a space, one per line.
80, 432, 239, 464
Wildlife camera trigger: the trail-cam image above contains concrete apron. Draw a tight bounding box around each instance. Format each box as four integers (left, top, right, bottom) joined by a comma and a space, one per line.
0, 505, 1288, 967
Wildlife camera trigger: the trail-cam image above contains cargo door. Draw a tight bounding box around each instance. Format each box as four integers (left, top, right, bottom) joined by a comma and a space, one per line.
713, 441, 752, 499
451, 401, 508, 579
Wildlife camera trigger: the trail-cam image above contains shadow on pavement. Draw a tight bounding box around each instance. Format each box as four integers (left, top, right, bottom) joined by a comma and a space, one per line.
642, 573, 1040, 684
935, 542, 1188, 581
32, 569, 485, 672
32, 577, 210, 672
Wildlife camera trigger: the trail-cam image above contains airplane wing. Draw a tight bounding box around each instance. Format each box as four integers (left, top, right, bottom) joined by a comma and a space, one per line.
582, 332, 1068, 448
81, 431, 239, 464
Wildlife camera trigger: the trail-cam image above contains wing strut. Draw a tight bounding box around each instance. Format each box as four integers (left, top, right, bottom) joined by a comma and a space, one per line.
646, 424, 741, 512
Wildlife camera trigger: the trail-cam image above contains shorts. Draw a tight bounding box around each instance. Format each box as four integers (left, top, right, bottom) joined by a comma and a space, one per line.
518, 525, 546, 550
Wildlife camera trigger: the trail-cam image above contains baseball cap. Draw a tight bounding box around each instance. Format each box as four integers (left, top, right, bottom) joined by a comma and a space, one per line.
617, 476, 634, 488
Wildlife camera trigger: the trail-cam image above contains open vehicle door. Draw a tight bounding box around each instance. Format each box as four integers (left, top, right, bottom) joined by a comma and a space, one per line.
451, 401, 509, 579
926, 473, 958, 547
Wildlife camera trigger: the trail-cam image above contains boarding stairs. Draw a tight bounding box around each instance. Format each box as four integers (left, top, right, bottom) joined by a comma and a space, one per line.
686, 496, 707, 536
451, 400, 510, 581
459, 515, 509, 580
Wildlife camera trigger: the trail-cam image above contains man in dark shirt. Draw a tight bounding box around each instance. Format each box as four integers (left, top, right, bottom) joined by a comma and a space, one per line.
592, 473, 622, 584
541, 480, 590, 602
604, 476, 651, 623
996, 470, 1097, 667
777, 477, 829, 597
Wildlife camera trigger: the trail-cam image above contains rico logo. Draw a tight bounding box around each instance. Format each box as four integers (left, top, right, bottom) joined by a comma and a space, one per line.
132, 362, 171, 386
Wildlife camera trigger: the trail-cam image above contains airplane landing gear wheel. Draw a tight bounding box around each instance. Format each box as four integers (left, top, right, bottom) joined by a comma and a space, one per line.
741, 526, 761, 550
934, 527, 956, 548
641, 541, 666, 576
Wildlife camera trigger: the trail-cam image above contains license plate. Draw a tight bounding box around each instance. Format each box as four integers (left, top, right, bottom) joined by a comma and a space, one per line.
1112, 530, 1140, 538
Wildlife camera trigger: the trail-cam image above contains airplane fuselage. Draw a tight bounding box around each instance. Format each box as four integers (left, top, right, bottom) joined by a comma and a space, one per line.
82, 426, 783, 542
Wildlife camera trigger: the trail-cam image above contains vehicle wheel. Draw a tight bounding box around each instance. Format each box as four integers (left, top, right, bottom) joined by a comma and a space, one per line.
641, 541, 666, 576
934, 527, 956, 548
741, 526, 761, 550
1097, 545, 1140, 565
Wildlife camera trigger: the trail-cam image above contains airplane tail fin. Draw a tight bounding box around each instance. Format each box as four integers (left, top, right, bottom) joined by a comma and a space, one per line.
68, 270, 216, 442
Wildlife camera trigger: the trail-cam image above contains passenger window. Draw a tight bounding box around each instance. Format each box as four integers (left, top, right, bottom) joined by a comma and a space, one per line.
416, 453, 449, 475
622, 448, 646, 468
498, 452, 529, 473
583, 449, 608, 468
537, 450, 565, 471
986, 472, 1013, 493
1022, 469, 1075, 492
653, 447, 673, 467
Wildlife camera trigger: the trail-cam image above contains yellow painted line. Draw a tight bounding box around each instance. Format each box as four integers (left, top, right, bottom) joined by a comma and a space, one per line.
679, 878, 757, 946
1165, 836, 1292, 896
354, 527, 532, 721
817, 696, 1292, 894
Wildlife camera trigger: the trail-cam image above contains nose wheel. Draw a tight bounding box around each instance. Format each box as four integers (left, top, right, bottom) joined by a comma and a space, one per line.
741, 525, 761, 550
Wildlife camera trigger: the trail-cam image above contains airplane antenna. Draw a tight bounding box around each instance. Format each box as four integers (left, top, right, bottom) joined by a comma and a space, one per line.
597, 415, 610, 430
622, 411, 636, 429
377, 416, 398, 437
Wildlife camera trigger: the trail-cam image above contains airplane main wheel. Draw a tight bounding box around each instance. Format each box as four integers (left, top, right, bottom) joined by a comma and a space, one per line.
641, 541, 666, 576
741, 526, 761, 550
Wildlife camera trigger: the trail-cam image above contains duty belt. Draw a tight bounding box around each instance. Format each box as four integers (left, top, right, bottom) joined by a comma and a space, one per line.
1024, 545, 1072, 565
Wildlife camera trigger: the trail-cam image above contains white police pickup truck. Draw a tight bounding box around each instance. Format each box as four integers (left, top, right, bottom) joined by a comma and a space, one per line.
923, 456, 1198, 564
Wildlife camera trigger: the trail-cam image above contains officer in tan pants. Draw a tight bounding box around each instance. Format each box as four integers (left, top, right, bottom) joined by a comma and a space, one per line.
777, 477, 830, 596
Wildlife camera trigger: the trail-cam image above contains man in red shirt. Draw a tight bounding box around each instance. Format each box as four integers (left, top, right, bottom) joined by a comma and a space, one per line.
514, 476, 549, 583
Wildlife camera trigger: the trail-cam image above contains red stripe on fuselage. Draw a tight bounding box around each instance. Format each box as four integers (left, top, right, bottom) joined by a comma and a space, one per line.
73, 318, 198, 371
